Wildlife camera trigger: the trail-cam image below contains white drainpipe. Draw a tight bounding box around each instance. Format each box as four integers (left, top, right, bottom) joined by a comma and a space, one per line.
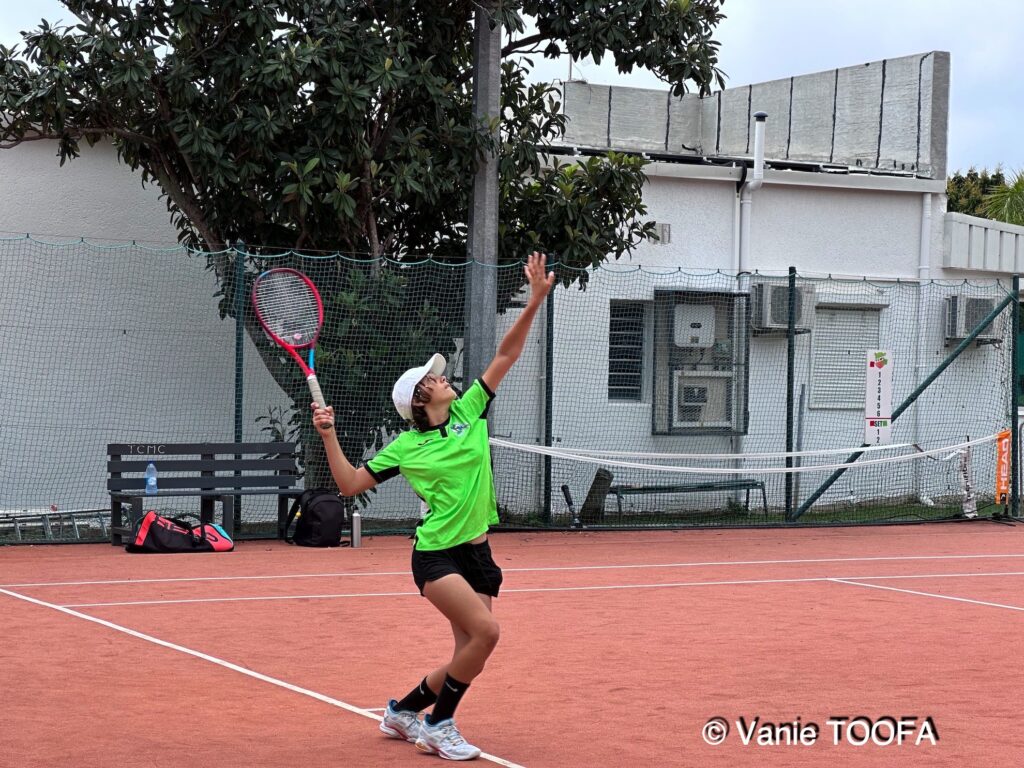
738, 111, 767, 274
734, 112, 767, 461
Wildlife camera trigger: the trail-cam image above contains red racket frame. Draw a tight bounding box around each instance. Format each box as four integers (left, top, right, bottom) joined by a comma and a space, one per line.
251, 267, 326, 406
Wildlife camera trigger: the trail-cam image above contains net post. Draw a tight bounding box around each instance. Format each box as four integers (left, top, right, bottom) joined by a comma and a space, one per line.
1012, 275, 1020, 518
785, 267, 797, 519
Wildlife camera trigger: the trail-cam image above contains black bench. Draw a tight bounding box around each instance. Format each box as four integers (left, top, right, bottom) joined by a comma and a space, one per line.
108, 442, 303, 546
607, 478, 769, 516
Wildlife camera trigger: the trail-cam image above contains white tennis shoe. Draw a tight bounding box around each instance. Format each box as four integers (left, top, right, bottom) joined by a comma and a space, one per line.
415, 717, 481, 761
379, 700, 421, 743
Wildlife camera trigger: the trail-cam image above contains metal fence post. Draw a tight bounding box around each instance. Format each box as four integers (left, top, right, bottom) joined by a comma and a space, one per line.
233, 243, 246, 532
785, 267, 797, 519
543, 287, 554, 523
1012, 275, 1020, 518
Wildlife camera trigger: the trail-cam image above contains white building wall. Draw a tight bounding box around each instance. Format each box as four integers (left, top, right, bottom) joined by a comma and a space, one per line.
0, 143, 292, 514
619, 171, 937, 278
943, 212, 1024, 275
0, 142, 173, 242
626, 177, 737, 269
751, 185, 921, 277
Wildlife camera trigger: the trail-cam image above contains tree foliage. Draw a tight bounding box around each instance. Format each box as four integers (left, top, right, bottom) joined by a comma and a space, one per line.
0, 0, 728, 482
982, 170, 1024, 227
946, 168, 1006, 219
0, 0, 725, 257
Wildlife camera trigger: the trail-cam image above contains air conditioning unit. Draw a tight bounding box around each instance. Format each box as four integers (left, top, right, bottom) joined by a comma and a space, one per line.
672, 371, 732, 428
944, 295, 1002, 343
673, 304, 715, 347
751, 283, 816, 332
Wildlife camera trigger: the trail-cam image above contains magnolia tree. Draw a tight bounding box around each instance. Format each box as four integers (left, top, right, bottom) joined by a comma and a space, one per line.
0, 0, 727, 486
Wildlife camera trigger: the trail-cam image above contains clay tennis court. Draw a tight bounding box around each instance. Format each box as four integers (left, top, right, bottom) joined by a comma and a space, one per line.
4, 523, 1023, 767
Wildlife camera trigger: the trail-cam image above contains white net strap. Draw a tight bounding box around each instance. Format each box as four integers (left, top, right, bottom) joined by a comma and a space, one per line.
488, 434, 1000, 475
541, 441, 920, 460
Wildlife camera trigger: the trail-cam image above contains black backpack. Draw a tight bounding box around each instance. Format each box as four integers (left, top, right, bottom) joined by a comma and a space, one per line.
285, 489, 348, 547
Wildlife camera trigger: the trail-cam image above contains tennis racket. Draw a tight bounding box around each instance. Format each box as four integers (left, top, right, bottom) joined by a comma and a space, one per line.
251, 267, 328, 411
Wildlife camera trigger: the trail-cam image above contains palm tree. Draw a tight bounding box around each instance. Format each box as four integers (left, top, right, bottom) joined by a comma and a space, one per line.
984, 170, 1024, 227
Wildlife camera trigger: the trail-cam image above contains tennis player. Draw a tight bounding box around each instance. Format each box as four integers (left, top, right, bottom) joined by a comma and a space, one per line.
312, 252, 554, 760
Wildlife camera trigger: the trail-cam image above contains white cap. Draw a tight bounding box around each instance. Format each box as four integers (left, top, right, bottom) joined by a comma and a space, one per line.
392, 353, 447, 421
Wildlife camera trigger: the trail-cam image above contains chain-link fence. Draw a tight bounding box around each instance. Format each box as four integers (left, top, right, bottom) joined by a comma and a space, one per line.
1, 236, 1018, 541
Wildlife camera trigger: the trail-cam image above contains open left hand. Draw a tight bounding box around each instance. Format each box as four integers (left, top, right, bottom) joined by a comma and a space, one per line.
525, 251, 555, 304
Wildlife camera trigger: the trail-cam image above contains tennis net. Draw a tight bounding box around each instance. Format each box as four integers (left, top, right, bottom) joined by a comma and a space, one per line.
0, 236, 1017, 539
486, 433, 1004, 528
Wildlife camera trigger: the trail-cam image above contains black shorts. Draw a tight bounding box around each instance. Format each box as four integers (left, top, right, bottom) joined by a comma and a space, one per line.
411, 539, 503, 597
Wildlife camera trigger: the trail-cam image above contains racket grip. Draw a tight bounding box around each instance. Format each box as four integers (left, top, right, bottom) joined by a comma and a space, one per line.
307, 374, 327, 410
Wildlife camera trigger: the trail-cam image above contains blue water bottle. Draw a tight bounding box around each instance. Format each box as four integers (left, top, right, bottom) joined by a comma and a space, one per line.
144, 462, 158, 495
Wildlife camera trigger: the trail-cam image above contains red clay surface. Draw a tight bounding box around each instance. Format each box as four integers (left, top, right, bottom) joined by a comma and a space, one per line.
3, 524, 1024, 767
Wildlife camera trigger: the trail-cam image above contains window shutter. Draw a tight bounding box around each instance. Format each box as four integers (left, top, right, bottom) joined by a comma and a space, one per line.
608, 302, 645, 401
810, 308, 881, 409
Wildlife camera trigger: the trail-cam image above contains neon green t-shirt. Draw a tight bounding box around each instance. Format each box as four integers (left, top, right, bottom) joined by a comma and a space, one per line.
365, 379, 498, 551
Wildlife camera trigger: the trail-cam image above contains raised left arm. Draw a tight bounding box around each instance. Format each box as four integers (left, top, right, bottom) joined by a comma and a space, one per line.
481, 251, 555, 393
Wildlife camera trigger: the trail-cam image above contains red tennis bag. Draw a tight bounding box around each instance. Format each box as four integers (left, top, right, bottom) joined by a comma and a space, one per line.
126, 511, 234, 553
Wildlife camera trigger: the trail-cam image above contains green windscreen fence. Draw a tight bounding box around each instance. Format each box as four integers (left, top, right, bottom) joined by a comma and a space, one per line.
0, 236, 1017, 541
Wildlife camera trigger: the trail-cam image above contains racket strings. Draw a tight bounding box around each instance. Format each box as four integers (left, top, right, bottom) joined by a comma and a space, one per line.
253, 273, 321, 346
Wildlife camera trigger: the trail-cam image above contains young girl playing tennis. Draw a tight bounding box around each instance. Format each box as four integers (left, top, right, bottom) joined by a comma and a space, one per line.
312, 252, 554, 760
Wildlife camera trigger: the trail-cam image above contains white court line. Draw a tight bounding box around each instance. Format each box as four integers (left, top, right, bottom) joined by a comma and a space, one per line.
0, 587, 525, 768
60, 570, 1024, 608
9, 552, 1024, 588
830, 579, 1024, 613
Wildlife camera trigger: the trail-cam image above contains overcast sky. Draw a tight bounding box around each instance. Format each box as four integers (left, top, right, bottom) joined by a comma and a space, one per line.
3, 1, 1021, 175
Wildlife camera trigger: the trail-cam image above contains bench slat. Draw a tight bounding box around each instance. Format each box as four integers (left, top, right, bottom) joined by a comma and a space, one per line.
112, 489, 303, 499
107, 459, 297, 473
610, 481, 764, 494
107, 442, 296, 456
605, 478, 769, 517
108, 475, 300, 491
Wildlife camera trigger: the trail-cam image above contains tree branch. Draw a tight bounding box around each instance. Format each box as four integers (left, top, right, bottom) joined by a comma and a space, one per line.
0, 126, 158, 149
150, 148, 223, 251
369, 91, 396, 154
502, 32, 549, 57
155, 87, 204, 199
189, 19, 233, 62
360, 160, 381, 257
451, 31, 550, 87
